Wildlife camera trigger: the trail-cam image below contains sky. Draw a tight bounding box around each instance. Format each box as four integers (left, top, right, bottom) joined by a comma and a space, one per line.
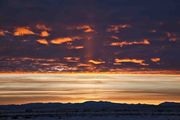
0, 74, 180, 105
0, 0, 180, 73
0, 0, 180, 105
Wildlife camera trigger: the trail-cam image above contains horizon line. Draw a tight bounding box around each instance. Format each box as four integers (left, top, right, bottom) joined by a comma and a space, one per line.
0, 71, 180, 75
1, 100, 180, 106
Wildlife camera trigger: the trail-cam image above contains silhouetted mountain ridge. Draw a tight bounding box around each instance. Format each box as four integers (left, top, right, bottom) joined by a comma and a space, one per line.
0, 101, 180, 113
159, 102, 180, 106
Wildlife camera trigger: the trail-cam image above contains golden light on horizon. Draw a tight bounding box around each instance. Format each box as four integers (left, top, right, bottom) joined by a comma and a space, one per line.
0, 73, 179, 105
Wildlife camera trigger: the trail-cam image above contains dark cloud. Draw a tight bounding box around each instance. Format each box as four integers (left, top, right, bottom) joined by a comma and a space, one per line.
0, 0, 180, 72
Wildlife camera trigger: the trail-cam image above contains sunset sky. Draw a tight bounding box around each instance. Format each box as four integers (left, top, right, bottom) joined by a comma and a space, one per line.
0, 0, 180, 104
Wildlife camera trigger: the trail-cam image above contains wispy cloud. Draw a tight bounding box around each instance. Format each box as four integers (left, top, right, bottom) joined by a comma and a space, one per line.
114, 58, 148, 66
64, 57, 80, 62
166, 32, 177, 42
67, 45, 84, 49
89, 60, 105, 65
151, 58, 161, 63
36, 24, 51, 31
0, 74, 179, 104
110, 39, 150, 47
107, 24, 131, 33
76, 25, 94, 33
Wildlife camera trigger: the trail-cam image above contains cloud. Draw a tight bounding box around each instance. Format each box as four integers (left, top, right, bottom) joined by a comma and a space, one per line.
0, 0, 179, 72
37, 39, 49, 45
88, 60, 105, 65
1, 74, 179, 104
64, 57, 80, 62
39, 31, 50, 37
50, 37, 73, 45
37, 36, 80, 45
76, 25, 94, 33
77, 63, 92, 67
166, 32, 177, 42
68, 45, 84, 49
111, 36, 120, 40
151, 58, 161, 63
110, 39, 150, 47
36, 24, 51, 31
0, 30, 5, 36
114, 58, 148, 66
13, 27, 35, 36
107, 24, 131, 33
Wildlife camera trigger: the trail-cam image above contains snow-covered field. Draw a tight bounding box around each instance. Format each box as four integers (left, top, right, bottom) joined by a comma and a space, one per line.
2, 115, 180, 120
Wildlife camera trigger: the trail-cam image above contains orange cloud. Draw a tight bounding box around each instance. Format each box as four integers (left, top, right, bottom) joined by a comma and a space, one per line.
14, 27, 35, 36
88, 60, 105, 65
37, 39, 49, 45
110, 39, 150, 47
40, 31, 50, 37
115, 58, 148, 66
64, 57, 80, 62
68, 45, 84, 49
107, 24, 131, 33
151, 58, 161, 63
50, 37, 73, 45
0, 30, 5, 36
77, 63, 92, 67
77, 25, 94, 33
74, 46, 84, 49
36, 24, 51, 31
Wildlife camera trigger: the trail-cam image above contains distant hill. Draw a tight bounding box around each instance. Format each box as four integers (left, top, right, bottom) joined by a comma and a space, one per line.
159, 102, 180, 106
0, 101, 180, 113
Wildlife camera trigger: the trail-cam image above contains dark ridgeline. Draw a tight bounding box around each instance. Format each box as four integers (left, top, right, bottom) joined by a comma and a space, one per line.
0, 101, 179, 117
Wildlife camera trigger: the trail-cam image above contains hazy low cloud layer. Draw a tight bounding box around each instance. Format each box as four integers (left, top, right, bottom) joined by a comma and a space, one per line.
0, 74, 179, 104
